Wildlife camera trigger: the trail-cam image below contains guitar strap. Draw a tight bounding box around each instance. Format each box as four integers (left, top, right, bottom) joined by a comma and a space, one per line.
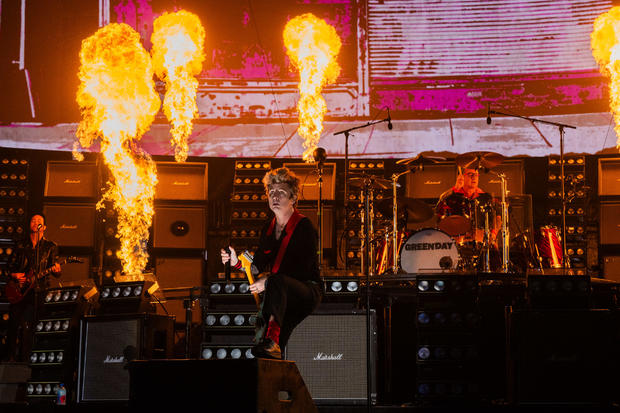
266, 209, 304, 274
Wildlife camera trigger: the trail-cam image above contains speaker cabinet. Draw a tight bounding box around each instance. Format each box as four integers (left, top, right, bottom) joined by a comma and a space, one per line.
77, 313, 173, 403
600, 202, 620, 245
154, 256, 204, 324
406, 163, 456, 200
598, 158, 620, 196
507, 195, 533, 237
153, 207, 206, 249
52, 254, 92, 284
44, 161, 98, 198
283, 162, 336, 200
285, 311, 377, 405
478, 160, 524, 196
43, 203, 96, 248
507, 309, 620, 404
155, 162, 207, 201
296, 205, 334, 249
128, 359, 317, 411
603, 256, 620, 282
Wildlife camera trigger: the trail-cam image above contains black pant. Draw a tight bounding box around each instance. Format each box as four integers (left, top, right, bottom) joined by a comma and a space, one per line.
6, 293, 36, 362
258, 274, 322, 351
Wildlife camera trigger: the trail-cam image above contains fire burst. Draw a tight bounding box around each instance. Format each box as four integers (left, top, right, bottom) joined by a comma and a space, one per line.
151, 10, 206, 162
592, 6, 620, 148
283, 13, 341, 161
76, 23, 161, 276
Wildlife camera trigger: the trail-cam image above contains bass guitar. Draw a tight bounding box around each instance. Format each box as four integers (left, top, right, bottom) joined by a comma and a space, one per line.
5, 256, 82, 304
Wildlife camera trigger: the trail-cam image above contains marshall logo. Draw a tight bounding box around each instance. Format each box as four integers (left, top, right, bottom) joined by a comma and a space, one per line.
60, 224, 78, 230
63, 178, 81, 184
173, 181, 190, 186
103, 355, 125, 364
424, 180, 441, 185
313, 352, 343, 361
405, 242, 453, 251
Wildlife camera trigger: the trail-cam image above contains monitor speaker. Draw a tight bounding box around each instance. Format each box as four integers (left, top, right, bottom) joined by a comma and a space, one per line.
77, 313, 173, 403
507, 309, 620, 404
285, 311, 376, 405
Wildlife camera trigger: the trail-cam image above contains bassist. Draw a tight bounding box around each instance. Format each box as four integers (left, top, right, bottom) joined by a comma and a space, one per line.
5, 213, 61, 362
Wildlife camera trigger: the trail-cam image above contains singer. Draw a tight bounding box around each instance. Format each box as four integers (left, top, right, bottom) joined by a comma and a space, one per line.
5, 213, 61, 362
221, 167, 322, 359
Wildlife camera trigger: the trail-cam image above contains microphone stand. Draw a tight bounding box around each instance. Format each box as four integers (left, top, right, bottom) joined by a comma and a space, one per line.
334, 119, 390, 412
488, 109, 576, 271
334, 117, 391, 271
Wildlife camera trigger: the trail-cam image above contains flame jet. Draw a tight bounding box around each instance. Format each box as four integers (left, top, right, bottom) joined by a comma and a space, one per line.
283, 13, 341, 161
151, 10, 206, 162
76, 23, 161, 276
592, 6, 620, 148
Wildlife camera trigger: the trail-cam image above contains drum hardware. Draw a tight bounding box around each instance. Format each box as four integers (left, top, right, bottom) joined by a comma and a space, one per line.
486, 106, 576, 270
456, 151, 505, 170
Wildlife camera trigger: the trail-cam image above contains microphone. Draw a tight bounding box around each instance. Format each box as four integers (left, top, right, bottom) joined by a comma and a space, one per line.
486, 104, 492, 125
37, 223, 42, 230
313, 147, 326, 167
387, 107, 393, 130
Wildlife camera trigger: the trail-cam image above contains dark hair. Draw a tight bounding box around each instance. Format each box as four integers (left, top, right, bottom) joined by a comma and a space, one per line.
30, 212, 46, 225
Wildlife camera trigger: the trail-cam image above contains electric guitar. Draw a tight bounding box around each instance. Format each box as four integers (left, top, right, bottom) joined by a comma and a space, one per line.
5, 256, 82, 304
238, 251, 261, 308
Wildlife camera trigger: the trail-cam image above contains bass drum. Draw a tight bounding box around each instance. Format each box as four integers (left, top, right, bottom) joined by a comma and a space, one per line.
399, 228, 459, 273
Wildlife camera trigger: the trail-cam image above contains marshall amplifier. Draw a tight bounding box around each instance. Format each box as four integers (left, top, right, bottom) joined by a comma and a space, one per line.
44, 161, 98, 199
406, 163, 456, 199
285, 311, 377, 405
43, 203, 96, 248
478, 160, 524, 196
600, 202, 620, 245
283, 162, 336, 200
155, 162, 207, 201
77, 313, 173, 403
598, 158, 620, 196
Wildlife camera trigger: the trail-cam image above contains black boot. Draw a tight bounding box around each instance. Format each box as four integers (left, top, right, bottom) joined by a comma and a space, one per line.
251, 338, 281, 360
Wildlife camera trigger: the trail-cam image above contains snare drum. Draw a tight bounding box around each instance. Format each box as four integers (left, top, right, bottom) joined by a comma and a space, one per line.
537, 225, 563, 268
399, 228, 459, 273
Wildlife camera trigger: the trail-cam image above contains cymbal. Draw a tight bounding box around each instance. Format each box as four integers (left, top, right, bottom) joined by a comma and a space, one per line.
376, 197, 434, 223
349, 175, 391, 190
456, 151, 504, 170
399, 197, 434, 222
396, 154, 446, 165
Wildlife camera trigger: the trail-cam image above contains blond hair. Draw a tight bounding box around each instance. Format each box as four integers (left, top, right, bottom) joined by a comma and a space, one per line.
263, 167, 300, 201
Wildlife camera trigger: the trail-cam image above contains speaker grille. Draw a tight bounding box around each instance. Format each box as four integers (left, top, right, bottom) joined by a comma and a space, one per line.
286, 312, 375, 404
79, 318, 140, 401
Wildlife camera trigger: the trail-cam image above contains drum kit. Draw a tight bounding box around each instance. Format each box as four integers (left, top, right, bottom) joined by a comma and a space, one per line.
347, 151, 558, 275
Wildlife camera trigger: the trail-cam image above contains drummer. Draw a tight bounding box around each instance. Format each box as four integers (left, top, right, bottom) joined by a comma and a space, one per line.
435, 167, 500, 244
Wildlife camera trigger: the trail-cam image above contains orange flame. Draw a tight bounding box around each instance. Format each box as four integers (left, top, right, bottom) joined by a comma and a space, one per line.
592, 6, 620, 148
283, 13, 341, 161
151, 10, 206, 162
76, 23, 161, 276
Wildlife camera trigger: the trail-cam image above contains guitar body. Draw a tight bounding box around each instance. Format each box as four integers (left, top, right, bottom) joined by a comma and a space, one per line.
5, 276, 35, 304
5, 256, 81, 305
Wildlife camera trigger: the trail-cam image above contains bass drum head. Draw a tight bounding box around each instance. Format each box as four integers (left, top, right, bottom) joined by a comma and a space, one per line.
399, 228, 459, 273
